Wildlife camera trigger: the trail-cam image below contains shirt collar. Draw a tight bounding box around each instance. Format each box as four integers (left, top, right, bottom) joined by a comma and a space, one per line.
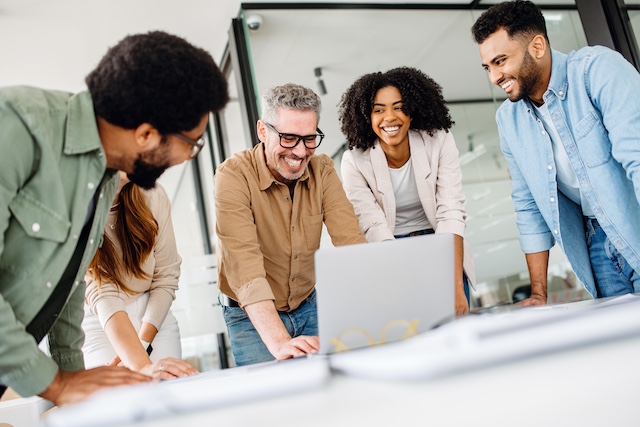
253, 142, 311, 191
64, 91, 104, 155
545, 49, 569, 102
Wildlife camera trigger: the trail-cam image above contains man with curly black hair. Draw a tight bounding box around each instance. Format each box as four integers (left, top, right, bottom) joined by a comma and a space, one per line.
472, 0, 640, 305
0, 30, 228, 406
338, 66, 475, 316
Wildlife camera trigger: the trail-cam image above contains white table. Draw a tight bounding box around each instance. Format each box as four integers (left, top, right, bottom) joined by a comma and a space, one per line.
45, 296, 640, 427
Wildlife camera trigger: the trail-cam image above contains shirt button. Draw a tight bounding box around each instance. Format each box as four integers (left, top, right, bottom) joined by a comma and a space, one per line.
89, 239, 94, 245
554, 229, 559, 235
74, 281, 80, 287
87, 182, 95, 190
559, 91, 564, 96
294, 255, 298, 260
46, 281, 52, 288
32, 223, 40, 232
72, 234, 79, 240
99, 192, 104, 199
548, 165, 553, 170
550, 197, 555, 202
542, 130, 547, 135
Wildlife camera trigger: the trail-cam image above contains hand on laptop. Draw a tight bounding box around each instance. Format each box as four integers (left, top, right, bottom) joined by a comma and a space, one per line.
272, 335, 320, 360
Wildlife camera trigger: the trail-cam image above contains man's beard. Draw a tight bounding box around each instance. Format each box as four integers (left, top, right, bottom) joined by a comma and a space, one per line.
510, 50, 541, 102
127, 156, 169, 189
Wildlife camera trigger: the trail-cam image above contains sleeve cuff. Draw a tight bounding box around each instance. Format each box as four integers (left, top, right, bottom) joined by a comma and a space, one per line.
5, 349, 58, 397
519, 231, 555, 254
235, 277, 276, 308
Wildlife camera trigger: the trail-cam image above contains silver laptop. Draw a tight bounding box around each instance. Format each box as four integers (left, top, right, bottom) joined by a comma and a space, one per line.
315, 233, 455, 355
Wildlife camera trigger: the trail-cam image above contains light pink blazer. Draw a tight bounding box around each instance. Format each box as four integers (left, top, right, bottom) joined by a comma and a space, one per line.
341, 129, 476, 287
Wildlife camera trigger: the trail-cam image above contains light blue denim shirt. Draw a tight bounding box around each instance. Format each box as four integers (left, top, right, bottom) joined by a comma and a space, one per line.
0, 87, 118, 396
496, 47, 640, 298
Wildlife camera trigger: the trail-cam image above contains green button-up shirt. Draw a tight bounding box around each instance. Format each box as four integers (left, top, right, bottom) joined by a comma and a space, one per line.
0, 86, 118, 396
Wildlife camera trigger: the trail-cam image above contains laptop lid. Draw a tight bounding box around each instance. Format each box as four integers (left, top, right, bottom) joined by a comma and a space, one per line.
315, 233, 455, 355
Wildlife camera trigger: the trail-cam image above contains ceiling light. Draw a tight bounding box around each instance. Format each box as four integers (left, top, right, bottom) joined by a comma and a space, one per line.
314, 67, 327, 96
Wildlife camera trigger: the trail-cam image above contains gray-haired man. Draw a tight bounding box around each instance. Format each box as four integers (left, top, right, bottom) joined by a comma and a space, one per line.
215, 83, 365, 366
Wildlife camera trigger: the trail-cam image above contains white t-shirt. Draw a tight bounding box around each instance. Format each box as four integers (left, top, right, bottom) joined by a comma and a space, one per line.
534, 102, 594, 218
389, 158, 432, 235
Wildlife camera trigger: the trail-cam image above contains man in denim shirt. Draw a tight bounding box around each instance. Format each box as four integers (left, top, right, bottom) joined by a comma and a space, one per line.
471, 0, 640, 305
0, 31, 227, 405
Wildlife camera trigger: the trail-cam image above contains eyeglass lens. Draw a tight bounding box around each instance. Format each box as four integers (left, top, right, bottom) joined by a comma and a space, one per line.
279, 133, 321, 148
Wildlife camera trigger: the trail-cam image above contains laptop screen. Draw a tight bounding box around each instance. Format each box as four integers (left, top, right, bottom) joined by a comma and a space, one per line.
315, 233, 456, 355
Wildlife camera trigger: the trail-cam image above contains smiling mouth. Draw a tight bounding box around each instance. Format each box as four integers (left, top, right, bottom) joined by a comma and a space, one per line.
500, 79, 515, 91
382, 125, 400, 134
284, 156, 302, 168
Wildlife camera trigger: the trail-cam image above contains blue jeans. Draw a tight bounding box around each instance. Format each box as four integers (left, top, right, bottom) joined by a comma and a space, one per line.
586, 218, 640, 297
395, 229, 470, 305
222, 290, 318, 366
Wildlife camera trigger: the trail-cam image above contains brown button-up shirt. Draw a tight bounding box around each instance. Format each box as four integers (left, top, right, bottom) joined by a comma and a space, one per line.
215, 143, 365, 312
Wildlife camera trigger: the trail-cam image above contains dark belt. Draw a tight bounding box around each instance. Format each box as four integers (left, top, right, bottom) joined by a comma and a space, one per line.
220, 294, 240, 307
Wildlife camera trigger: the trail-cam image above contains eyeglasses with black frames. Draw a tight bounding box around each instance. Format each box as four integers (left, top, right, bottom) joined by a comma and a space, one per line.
264, 122, 325, 149
172, 133, 205, 159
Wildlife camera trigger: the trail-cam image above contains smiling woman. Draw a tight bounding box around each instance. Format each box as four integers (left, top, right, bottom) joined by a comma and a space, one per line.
338, 66, 475, 316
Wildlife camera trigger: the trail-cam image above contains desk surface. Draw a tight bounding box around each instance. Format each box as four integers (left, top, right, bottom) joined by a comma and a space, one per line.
113, 335, 638, 427
46, 297, 640, 427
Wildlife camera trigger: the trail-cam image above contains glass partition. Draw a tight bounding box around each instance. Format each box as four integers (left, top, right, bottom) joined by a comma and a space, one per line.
628, 1, 640, 49
241, 5, 590, 308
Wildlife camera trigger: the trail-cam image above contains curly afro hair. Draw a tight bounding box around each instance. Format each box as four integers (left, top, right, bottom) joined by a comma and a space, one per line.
471, 0, 549, 45
86, 30, 229, 135
338, 66, 452, 151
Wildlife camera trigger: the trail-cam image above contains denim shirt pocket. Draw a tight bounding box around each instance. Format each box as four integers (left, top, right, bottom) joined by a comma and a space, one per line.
302, 214, 323, 251
574, 111, 611, 167
10, 190, 70, 242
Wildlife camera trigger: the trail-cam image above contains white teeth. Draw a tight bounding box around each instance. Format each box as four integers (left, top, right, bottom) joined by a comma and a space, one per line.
284, 157, 302, 167
501, 80, 514, 90
383, 125, 400, 133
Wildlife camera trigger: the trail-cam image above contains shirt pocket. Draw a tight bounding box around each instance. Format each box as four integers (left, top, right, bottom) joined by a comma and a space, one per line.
574, 111, 611, 167
3, 191, 70, 277
302, 214, 323, 251
10, 190, 70, 242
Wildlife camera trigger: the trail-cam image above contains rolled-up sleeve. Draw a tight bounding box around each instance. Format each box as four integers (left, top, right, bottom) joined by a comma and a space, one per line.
215, 161, 275, 307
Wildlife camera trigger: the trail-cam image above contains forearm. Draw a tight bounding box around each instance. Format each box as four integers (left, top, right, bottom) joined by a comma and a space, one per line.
138, 321, 158, 344
103, 311, 151, 371
525, 250, 549, 301
454, 234, 464, 292
244, 300, 291, 354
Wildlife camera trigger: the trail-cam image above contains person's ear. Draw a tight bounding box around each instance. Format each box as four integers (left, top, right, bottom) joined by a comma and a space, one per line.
134, 123, 162, 151
530, 34, 547, 59
256, 120, 267, 143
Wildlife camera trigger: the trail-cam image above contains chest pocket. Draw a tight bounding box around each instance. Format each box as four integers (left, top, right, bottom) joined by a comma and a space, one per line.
302, 214, 323, 251
573, 111, 611, 167
9, 190, 70, 242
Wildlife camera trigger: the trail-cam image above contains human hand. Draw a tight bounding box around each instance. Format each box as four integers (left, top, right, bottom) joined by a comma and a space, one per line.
517, 293, 547, 307
455, 288, 469, 317
271, 335, 320, 361
38, 366, 151, 406
455, 299, 469, 316
138, 357, 199, 380
107, 355, 122, 367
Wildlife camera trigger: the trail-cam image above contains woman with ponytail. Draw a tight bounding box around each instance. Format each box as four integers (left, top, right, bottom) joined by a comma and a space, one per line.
82, 172, 197, 380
